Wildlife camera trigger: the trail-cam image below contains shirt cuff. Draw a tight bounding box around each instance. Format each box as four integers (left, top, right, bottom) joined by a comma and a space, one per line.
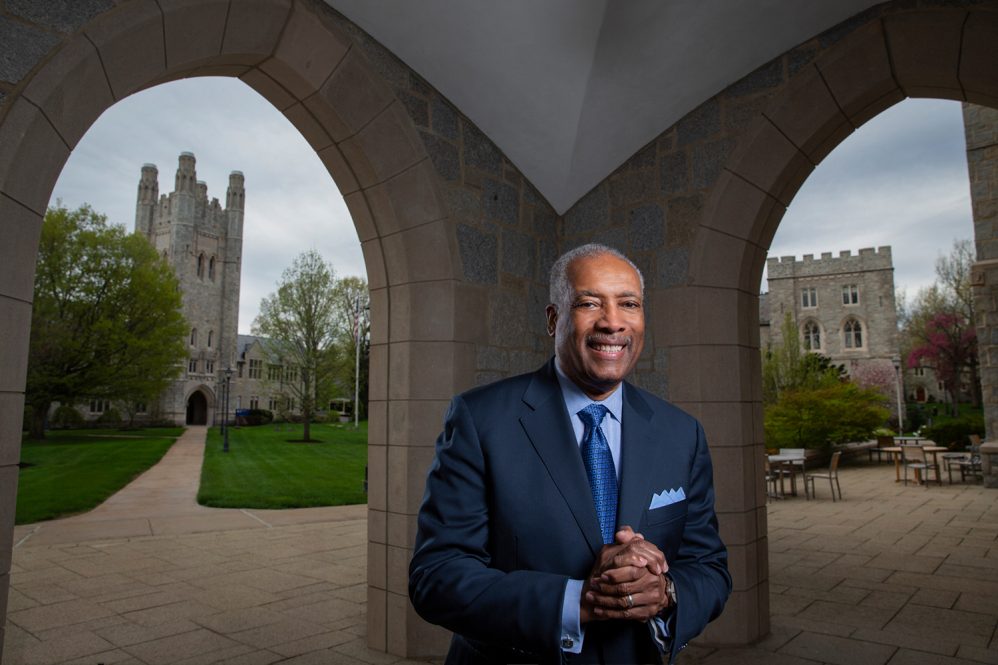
560, 579, 585, 653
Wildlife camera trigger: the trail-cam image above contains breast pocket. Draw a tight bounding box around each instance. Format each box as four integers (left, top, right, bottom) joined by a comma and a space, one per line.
646, 500, 687, 526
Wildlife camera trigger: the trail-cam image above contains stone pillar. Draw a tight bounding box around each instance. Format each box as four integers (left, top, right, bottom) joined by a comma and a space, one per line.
964, 103, 998, 487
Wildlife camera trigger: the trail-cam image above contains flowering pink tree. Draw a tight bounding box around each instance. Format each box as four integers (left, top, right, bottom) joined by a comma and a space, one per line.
908, 312, 978, 415
851, 361, 897, 399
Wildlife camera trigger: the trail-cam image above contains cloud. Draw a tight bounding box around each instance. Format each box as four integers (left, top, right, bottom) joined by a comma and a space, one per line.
51, 77, 364, 334
767, 98, 974, 297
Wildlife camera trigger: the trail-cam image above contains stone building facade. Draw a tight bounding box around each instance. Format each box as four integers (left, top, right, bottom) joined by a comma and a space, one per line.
134, 152, 244, 426
761, 247, 904, 397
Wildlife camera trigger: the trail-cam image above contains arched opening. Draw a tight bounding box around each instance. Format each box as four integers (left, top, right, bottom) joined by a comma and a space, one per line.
185, 390, 209, 425
690, 4, 998, 648
0, 0, 473, 659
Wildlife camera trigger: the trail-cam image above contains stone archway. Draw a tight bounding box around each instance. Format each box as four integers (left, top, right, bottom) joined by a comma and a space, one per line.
185, 390, 209, 425
680, 3, 998, 642
0, 0, 478, 658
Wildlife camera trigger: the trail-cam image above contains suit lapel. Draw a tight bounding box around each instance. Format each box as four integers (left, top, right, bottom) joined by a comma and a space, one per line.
617, 383, 659, 531
519, 362, 604, 555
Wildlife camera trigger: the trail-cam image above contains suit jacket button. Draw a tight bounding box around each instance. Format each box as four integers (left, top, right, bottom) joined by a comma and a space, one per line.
561, 638, 574, 649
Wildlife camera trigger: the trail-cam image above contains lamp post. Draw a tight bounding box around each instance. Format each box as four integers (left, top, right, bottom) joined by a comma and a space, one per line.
223, 366, 233, 453
892, 354, 904, 435
354, 300, 368, 429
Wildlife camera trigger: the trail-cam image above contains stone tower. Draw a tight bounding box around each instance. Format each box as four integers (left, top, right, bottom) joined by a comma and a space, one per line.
134, 152, 245, 425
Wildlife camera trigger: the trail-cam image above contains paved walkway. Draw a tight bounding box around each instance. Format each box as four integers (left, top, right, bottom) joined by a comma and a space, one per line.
4, 438, 998, 664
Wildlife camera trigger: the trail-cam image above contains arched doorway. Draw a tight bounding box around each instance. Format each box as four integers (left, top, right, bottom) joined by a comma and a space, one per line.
0, 1, 476, 659
186, 391, 208, 425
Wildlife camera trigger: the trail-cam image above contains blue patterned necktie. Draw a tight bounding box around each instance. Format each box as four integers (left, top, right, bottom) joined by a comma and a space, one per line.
578, 404, 617, 545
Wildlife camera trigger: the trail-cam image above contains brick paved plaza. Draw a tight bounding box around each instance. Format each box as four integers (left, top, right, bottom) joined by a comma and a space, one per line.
3, 433, 997, 664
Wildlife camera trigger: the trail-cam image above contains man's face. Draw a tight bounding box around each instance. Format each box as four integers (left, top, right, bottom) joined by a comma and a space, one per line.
545, 253, 645, 400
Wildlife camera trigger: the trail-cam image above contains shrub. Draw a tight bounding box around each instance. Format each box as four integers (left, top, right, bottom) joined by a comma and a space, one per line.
51, 405, 85, 428
921, 415, 985, 449
764, 381, 890, 449
241, 408, 274, 426
96, 407, 122, 427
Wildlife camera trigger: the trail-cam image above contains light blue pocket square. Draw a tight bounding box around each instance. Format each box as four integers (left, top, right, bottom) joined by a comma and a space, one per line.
649, 487, 686, 509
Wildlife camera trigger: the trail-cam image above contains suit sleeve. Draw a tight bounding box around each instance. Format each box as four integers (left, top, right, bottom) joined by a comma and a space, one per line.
408, 395, 569, 658
667, 421, 732, 661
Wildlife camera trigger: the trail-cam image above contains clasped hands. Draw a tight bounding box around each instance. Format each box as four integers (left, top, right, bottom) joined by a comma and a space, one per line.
580, 526, 670, 624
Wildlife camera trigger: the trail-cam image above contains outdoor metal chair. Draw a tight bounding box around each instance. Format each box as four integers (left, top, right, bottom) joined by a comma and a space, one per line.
764, 456, 786, 500
957, 445, 983, 483
804, 451, 842, 501
901, 445, 941, 487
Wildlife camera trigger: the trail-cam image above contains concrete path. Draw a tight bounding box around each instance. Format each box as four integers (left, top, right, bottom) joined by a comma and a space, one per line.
5, 440, 998, 664
4, 427, 391, 665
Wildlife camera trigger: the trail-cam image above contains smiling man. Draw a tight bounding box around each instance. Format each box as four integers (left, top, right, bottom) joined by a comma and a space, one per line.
409, 244, 730, 664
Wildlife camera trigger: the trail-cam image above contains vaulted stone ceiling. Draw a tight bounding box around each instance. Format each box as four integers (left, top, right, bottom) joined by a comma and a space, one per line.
327, 0, 882, 213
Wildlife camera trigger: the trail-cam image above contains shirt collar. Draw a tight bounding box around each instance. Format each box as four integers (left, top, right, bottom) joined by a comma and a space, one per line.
554, 357, 623, 423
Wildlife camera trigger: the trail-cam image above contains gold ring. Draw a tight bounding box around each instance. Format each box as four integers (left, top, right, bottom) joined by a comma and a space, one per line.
626, 594, 634, 608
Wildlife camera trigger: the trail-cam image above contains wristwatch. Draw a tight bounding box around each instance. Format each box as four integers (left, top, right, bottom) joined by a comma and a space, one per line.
664, 574, 677, 608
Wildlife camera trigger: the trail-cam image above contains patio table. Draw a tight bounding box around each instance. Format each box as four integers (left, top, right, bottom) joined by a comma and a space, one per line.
768, 453, 804, 496
882, 445, 946, 483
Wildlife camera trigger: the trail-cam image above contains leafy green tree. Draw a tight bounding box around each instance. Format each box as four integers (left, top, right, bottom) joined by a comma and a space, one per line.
899, 239, 980, 413
252, 250, 339, 442
27, 204, 187, 438
762, 313, 844, 404
331, 276, 370, 422
762, 312, 885, 448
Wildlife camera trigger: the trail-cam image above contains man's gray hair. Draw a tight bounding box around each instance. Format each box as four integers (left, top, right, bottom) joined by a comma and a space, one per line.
549, 243, 644, 310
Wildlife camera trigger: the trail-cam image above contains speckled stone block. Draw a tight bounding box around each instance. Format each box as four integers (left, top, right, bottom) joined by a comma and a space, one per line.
0, 18, 59, 84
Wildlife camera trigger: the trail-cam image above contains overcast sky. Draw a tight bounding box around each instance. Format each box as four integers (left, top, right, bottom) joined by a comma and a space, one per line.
50, 78, 972, 333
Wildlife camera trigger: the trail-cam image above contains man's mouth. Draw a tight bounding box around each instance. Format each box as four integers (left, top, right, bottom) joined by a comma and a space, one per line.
587, 338, 628, 354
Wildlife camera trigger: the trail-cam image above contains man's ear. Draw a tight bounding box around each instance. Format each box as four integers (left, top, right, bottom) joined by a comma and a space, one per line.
545, 304, 558, 337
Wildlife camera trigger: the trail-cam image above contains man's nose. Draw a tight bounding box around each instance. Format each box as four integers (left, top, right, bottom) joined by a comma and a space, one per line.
598, 305, 626, 331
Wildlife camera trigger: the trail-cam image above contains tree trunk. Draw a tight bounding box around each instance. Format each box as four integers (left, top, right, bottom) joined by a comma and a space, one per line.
29, 401, 49, 439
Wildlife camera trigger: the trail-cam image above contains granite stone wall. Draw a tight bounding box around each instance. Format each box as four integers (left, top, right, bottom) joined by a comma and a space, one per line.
965, 103, 998, 452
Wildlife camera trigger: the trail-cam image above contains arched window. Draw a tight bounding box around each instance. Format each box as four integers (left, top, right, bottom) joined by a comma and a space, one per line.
844, 319, 863, 348
196, 253, 205, 279
802, 321, 821, 350
190, 328, 197, 346
207, 330, 213, 348
209, 256, 216, 281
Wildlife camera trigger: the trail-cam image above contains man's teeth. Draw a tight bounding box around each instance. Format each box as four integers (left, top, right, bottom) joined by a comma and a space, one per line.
593, 344, 623, 352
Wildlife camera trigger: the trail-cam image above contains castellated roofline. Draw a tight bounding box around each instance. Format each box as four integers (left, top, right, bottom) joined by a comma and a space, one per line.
767, 246, 893, 278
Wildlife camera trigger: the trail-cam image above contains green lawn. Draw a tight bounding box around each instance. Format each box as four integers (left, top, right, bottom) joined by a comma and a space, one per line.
16, 429, 179, 524
197, 422, 368, 509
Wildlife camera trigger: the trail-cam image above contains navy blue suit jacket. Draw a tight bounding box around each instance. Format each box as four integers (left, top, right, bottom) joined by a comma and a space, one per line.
409, 360, 730, 664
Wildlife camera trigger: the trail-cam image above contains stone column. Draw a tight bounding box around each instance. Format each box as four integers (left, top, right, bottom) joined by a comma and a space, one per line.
964, 103, 998, 487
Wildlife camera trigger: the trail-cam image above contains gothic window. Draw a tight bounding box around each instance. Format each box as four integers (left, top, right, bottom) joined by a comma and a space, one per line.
842, 284, 859, 305
188, 358, 198, 373
801, 287, 817, 308
268, 364, 282, 381
197, 253, 205, 279
205, 360, 214, 374
843, 319, 863, 348
802, 321, 821, 350
249, 359, 262, 379
207, 330, 213, 348
249, 396, 259, 409
190, 328, 197, 346
209, 256, 216, 281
